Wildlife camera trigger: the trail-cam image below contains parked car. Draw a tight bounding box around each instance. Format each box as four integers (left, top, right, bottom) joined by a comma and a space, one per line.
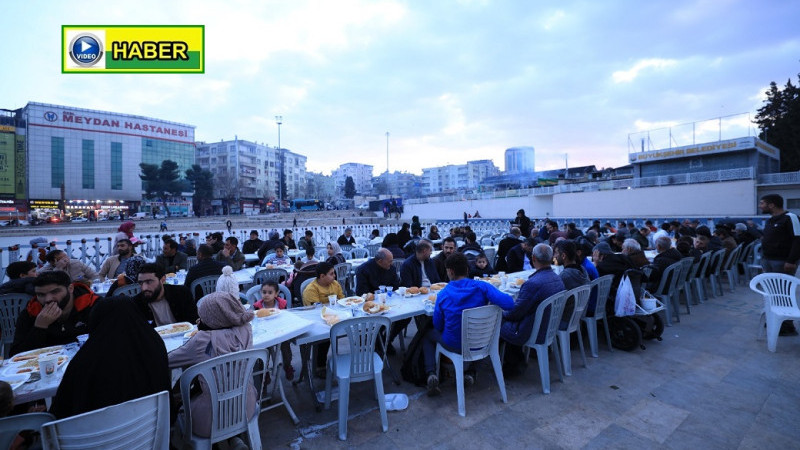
131, 212, 149, 220
356, 203, 369, 210
71, 217, 89, 223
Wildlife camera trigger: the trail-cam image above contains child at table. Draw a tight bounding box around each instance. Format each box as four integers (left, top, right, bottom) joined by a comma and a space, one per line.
263, 244, 291, 266
254, 281, 294, 380
469, 253, 497, 278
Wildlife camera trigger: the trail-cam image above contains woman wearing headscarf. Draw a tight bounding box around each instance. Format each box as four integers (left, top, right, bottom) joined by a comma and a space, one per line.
50, 298, 170, 419
105, 254, 146, 297
168, 292, 256, 438
325, 241, 346, 266
112, 221, 138, 254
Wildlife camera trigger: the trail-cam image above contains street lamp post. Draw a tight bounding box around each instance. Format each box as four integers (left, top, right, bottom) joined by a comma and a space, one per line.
385, 131, 389, 174
275, 115, 283, 210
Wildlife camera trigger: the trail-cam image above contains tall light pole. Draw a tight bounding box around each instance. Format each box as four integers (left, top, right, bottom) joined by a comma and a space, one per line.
275, 115, 283, 208
385, 131, 390, 174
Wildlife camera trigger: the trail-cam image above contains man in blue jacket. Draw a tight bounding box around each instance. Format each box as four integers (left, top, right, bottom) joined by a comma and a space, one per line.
500, 243, 565, 377
424, 253, 514, 396
400, 239, 439, 288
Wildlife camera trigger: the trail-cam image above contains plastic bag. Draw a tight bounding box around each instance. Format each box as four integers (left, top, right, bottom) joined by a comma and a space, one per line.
615, 274, 637, 316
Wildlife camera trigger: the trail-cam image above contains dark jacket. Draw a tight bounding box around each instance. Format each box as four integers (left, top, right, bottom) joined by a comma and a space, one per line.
505, 243, 531, 273
400, 255, 440, 287
458, 242, 483, 254
282, 237, 297, 250
0, 277, 36, 296
630, 229, 650, 250
215, 248, 245, 271
337, 235, 356, 246
183, 258, 225, 292
397, 229, 412, 249
241, 238, 264, 255
514, 215, 532, 238
649, 248, 683, 291
132, 284, 199, 326
432, 252, 450, 282
386, 245, 405, 259
500, 267, 565, 346
355, 259, 400, 295
596, 253, 636, 300
257, 238, 284, 261
155, 251, 188, 273
11, 283, 99, 356
495, 235, 521, 272
627, 250, 650, 268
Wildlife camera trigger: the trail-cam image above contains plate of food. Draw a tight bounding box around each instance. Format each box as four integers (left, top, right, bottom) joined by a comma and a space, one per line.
9, 346, 64, 364
2, 355, 69, 376
0, 373, 30, 391
255, 308, 281, 319
320, 306, 348, 326
155, 322, 195, 338
184, 328, 199, 339
338, 296, 365, 307
430, 282, 447, 291
362, 301, 391, 315
405, 286, 429, 296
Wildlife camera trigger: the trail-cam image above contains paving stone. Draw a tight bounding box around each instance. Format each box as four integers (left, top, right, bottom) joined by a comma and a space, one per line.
615, 398, 690, 444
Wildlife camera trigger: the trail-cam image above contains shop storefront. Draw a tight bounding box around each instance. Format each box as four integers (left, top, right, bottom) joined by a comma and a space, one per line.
65, 200, 130, 220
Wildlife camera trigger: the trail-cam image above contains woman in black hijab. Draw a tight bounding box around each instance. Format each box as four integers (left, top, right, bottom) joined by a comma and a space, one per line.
382, 233, 405, 259
50, 298, 170, 419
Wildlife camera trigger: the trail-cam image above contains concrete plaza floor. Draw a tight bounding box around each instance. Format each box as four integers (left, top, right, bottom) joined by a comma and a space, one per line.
258, 280, 800, 449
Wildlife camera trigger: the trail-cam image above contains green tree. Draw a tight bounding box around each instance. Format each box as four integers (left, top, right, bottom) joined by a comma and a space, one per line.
139, 160, 183, 217
375, 177, 390, 195
754, 75, 800, 171
344, 176, 356, 199
186, 164, 214, 216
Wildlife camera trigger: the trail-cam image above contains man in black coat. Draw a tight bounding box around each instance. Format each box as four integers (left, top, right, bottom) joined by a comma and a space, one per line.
505, 238, 535, 273
241, 230, 264, 255
355, 249, 400, 295
134, 263, 198, 326
183, 244, 224, 298
648, 236, 683, 291
495, 227, 522, 272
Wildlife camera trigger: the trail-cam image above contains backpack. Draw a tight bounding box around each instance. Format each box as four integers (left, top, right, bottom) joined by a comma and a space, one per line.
400, 316, 433, 387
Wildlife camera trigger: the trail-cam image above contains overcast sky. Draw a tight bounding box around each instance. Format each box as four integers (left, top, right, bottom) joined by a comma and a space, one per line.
2, 0, 798, 175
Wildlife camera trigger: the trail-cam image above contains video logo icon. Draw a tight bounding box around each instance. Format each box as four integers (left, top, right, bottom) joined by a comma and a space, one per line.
68, 33, 103, 67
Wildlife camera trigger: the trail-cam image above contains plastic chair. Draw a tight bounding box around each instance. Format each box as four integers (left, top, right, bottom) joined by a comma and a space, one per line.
241, 285, 261, 305
0, 293, 31, 358
351, 248, 369, 259
333, 263, 352, 292
691, 251, 713, 303
279, 284, 292, 309
324, 316, 390, 440
340, 250, 353, 261
750, 273, 800, 352
41, 391, 170, 450
113, 283, 141, 298
435, 305, 506, 416
0, 412, 54, 450
557, 285, 591, 376
391, 260, 403, 278
365, 244, 380, 257
523, 291, 567, 394
706, 249, 727, 298
253, 268, 289, 285
300, 278, 315, 303
178, 349, 266, 450
746, 241, 763, 280
483, 247, 497, 268
190, 275, 220, 302
186, 256, 198, 270
720, 244, 743, 292
582, 275, 614, 358
676, 257, 695, 307
652, 261, 684, 326
736, 241, 756, 285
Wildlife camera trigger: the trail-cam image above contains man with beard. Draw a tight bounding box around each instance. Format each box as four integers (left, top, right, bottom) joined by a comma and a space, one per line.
133, 263, 198, 327
98, 239, 135, 279
11, 271, 99, 355
433, 237, 457, 281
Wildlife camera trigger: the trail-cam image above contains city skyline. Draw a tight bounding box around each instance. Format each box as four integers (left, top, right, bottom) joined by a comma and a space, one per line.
2, 1, 798, 175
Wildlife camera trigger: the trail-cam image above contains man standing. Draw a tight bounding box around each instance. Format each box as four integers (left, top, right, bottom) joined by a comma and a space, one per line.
495, 227, 522, 272
98, 239, 135, 279
241, 230, 263, 255
500, 244, 565, 377
184, 244, 225, 290
11, 271, 99, 355
505, 238, 535, 273
215, 236, 245, 271
337, 227, 356, 246
355, 248, 400, 295
759, 194, 800, 335
155, 240, 188, 274
134, 263, 198, 326
513, 209, 531, 238
433, 237, 457, 281
424, 253, 514, 395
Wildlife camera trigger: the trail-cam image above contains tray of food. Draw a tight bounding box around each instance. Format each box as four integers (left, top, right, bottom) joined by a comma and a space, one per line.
155, 322, 195, 338
2, 355, 69, 376
362, 301, 391, 315
338, 296, 366, 307
255, 308, 281, 319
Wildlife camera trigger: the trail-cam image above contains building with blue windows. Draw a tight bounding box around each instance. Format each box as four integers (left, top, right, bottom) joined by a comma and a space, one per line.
2, 102, 195, 220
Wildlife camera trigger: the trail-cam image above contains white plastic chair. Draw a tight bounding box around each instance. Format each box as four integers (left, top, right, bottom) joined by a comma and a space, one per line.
582, 275, 614, 358
523, 291, 567, 394
749, 273, 800, 352
190, 275, 220, 302
706, 249, 727, 298
351, 248, 369, 259
676, 257, 695, 307
241, 285, 261, 305
178, 349, 266, 449
0, 293, 31, 358
324, 316, 390, 440
652, 261, 684, 326
0, 412, 54, 450
253, 268, 289, 285
112, 283, 141, 298
365, 244, 380, 257
557, 285, 592, 376
745, 241, 763, 280
435, 305, 507, 417
333, 263, 352, 295
300, 278, 315, 303
720, 244, 743, 292
692, 251, 713, 303
41, 391, 169, 450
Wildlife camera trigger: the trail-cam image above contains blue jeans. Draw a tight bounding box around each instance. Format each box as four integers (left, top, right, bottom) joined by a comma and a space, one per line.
422, 327, 460, 374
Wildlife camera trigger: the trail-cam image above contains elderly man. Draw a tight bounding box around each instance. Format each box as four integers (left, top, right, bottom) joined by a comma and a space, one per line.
241, 230, 263, 255
433, 237, 457, 281
39, 249, 98, 282
337, 227, 356, 246
355, 248, 400, 295
424, 253, 514, 395
648, 236, 683, 290
155, 239, 188, 274
98, 239, 135, 279
495, 227, 522, 272
183, 244, 225, 293
215, 236, 245, 271
133, 263, 198, 327
593, 241, 635, 300
621, 239, 649, 268
400, 239, 440, 288
500, 244, 565, 377
505, 238, 535, 273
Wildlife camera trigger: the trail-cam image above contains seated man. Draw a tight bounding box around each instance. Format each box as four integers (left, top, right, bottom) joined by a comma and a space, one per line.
500, 244, 566, 377
241, 230, 263, 255
11, 271, 99, 356
38, 249, 98, 282
263, 244, 291, 266
505, 238, 535, 273
402, 229, 423, 256
621, 238, 649, 268
400, 239, 439, 288
355, 248, 400, 295
369, 229, 382, 244
183, 244, 225, 294
205, 232, 224, 255
155, 239, 188, 274
433, 237, 457, 282
215, 236, 245, 271
0, 261, 38, 295
337, 227, 356, 246
648, 236, 683, 291
593, 241, 635, 301
457, 231, 483, 254
133, 263, 198, 326
495, 227, 522, 272
424, 253, 514, 395
98, 239, 136, 279
297, 230, 315, 250
282, 229, 297, 250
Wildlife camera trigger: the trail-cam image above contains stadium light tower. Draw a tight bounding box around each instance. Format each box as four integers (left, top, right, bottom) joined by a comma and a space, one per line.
276, 115, 283, 205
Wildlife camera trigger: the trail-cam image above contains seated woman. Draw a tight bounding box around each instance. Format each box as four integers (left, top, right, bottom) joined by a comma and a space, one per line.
50, 298, 171, 419
325, 241, 346, 266
168, 292, 256, 438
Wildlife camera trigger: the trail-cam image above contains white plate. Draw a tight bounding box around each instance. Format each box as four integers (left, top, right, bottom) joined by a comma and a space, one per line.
320, 306, 349, 325
0, 373, 30, 391
255, 308, 281, 320
8, 345, 64, 364
155, 322, 195, 338
2, 355, 69, 377
338, 296, 365, 307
